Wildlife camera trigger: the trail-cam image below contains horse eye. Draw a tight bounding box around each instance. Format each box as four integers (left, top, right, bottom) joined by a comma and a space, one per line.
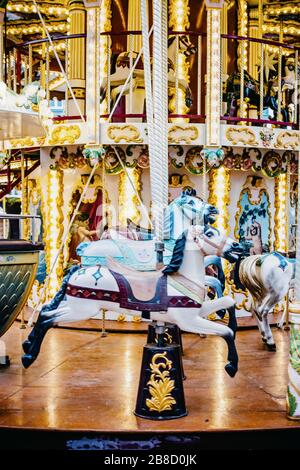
188, 200, 195, 206
206, 232, 213, 238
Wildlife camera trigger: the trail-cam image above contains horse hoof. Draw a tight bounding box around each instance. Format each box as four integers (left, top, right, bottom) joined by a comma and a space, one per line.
22, 340, 31, 354
225, 363, 238, 378
22, 354, 35, 369
266, 343, 276, 352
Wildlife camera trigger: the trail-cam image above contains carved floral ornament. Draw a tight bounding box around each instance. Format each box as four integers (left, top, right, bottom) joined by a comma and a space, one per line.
226, 127, 258, 146
48, 145, 296, 178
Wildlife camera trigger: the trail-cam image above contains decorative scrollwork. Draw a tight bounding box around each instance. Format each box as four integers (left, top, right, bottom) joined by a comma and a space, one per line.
168, 125, 198, 144
48, 125, 81, 145
49, 146, 87, 170
107, 125, 143, 143
261, 150, 283, 178
184, 146, 207, 175
104, 146, 126, 174
275, 130, 299, 150
146, 352, 176, 413
226, 127, 258, 146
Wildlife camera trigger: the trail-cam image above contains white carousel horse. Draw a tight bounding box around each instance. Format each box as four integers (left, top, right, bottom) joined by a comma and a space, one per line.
101, 35, 196, 113
0, 80, 45, 111
267, 58, 300, 123
78, 190, 226, 316
235, 252, 295, 350
22, 224, 243, 376
78, 190, 218, 268
281, 59, 300, 123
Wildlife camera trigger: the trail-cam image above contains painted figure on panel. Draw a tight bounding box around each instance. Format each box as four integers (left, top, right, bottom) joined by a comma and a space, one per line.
235, 175, 270, 254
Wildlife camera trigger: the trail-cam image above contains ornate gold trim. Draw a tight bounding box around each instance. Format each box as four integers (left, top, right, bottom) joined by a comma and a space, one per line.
48, 125, 81, 145
168, 125, 198, 144
208, 167, 230, 235
226, 127, 258, 146
118, 167, 142, 226
9, 137, 35, 148
146, 352, 176, 413
67, 88, 86, 99
117, 314, 126, 322
275, 131, 300, 150
107, 125, 143, 143
274, 173, 288, 252
43, 169, 64, 298
56, 170, 65, 283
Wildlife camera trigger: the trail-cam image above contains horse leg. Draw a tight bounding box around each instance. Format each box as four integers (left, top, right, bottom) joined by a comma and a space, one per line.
204, 275, 226, 319
174, 313, 238, 378
197, 295, 236, 319
22, 306, 71, 368
250, 302, 268, 344
261, 308, 276, 351
256, 293, 279, 351
227, 305, 237, 337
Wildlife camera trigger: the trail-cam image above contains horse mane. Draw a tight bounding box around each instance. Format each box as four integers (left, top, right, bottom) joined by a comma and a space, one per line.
168, 36, 176, 47
163, 231, 187, 274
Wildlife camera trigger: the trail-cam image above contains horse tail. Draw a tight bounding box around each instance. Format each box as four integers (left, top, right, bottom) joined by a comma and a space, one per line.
239, 255, 266, 309
40, 265, 81, 315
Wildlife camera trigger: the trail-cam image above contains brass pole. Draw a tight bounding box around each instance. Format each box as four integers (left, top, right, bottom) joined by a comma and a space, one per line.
20, 152, 26, 330
101, 308, 108, 337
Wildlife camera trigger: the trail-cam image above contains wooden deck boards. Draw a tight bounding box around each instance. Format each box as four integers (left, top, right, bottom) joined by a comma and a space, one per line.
0, 322, 298, 435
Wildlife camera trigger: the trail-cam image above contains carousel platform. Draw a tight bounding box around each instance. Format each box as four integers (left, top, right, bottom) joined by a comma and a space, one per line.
0, 321, 300, 450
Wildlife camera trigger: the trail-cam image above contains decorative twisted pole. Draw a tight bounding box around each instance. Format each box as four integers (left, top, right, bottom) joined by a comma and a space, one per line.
150, 0, 169, 265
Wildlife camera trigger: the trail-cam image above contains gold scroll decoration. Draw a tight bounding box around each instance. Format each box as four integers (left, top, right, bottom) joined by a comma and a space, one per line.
168, 125, 198, 144
107, 125, 143, 143
226, 127, 258, 146
146, 352, 176, 412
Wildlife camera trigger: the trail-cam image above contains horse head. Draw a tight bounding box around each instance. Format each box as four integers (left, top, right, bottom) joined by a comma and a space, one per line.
168, 35, 197, 58
178, 35, 197, 57
191, 225, 244, 262
171, 190, 219, 227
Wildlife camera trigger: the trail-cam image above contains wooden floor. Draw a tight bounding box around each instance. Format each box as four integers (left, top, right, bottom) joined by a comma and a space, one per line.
0, 321, 299, 439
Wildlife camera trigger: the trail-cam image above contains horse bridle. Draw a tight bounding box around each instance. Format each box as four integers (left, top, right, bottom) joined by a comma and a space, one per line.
179, 35, 197, 56
194, 232, 227, 257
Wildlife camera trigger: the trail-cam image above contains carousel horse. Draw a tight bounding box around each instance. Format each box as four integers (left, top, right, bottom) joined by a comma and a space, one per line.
223, 70, 279, 121
100, 188, 218, 241
78, 190, 226, 314
0, 80, 45, 111
223, 70, 260, 117
22, 224, 243, 376
267, 57, 300, 123
78, 189, 219, 268
233, 252, 295, 351
100, 35, 196, 111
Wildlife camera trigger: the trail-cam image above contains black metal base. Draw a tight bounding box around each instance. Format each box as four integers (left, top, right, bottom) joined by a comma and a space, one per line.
147, 323, 184, 355
135, 341, 187, 420
0, 355, 10, 368
147, 323, 185, 380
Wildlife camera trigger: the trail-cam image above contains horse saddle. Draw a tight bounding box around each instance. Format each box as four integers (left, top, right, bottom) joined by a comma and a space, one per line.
107, 257, 168, 312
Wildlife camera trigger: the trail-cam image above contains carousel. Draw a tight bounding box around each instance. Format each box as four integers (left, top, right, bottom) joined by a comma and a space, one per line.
0, 0, 300, 450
